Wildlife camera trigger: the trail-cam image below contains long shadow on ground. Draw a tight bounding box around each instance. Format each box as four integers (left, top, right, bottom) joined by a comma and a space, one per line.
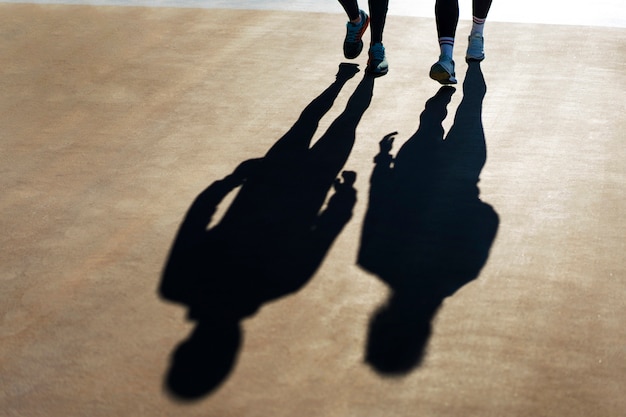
160, 64, 374, 400
358, 62, 500, 374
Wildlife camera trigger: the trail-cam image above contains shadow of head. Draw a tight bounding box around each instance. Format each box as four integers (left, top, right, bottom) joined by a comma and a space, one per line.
165, 321, 241, 400
365, 296, 440, 375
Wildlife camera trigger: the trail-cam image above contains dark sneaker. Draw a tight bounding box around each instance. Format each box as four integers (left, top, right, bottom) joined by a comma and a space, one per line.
429, 55, 457, 85
343, 10, 370, 59
366, 42, 388, 77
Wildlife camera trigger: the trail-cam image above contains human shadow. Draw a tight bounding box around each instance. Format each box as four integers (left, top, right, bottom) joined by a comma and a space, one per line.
160, 63, 375, 400
358, 62, 499, 374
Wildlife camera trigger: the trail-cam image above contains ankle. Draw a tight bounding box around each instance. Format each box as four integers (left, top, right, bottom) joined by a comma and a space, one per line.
471, 16, 486, 36
350, 10, 362, 25
350, 16, 362, 25
438, 37, 454, 59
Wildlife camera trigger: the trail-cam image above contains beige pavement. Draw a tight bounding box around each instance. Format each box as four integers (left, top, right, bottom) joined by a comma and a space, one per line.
1, 4, 625, 417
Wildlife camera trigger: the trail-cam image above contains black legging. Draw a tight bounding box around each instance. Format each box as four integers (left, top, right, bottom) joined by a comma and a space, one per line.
435, 0, 493, 38
338, 0, 389, 44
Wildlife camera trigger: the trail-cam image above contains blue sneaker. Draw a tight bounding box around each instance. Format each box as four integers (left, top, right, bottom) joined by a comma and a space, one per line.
466, 33, 485, 62
343, 10, 370, 59
429, 55, 457, 85
366, 42, 388, 77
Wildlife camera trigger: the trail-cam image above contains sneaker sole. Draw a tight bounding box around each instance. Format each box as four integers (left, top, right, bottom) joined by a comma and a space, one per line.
344, 44, 363, 60
365, 67, 388, 77
429, 64, 457, 85
465, 54, 485, 62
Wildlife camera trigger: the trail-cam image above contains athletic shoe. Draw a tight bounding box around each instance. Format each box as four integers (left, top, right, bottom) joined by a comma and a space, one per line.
466, 33, 485, 62
429, 55, 457, 85
366, 42, 388, 76
343, 10, 370, 59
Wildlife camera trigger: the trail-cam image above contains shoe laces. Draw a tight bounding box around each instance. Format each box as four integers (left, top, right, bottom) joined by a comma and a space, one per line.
346, 19, 364, 42
369, 43, 385, 61
469, 33, 484, 45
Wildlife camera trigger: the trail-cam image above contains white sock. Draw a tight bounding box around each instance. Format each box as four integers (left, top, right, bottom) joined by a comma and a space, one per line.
438, 37, 454, 58
471, 16, 486, 36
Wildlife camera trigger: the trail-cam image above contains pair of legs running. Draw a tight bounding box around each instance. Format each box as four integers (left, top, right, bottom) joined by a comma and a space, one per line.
338, 0, 389, 76
338, 0, 493, 81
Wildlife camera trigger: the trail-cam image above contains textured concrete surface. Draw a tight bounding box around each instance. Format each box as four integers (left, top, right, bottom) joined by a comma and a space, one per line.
0, 4, 625, 417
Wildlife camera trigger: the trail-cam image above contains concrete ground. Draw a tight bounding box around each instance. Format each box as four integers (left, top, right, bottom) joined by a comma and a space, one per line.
0, 3, 624, 417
